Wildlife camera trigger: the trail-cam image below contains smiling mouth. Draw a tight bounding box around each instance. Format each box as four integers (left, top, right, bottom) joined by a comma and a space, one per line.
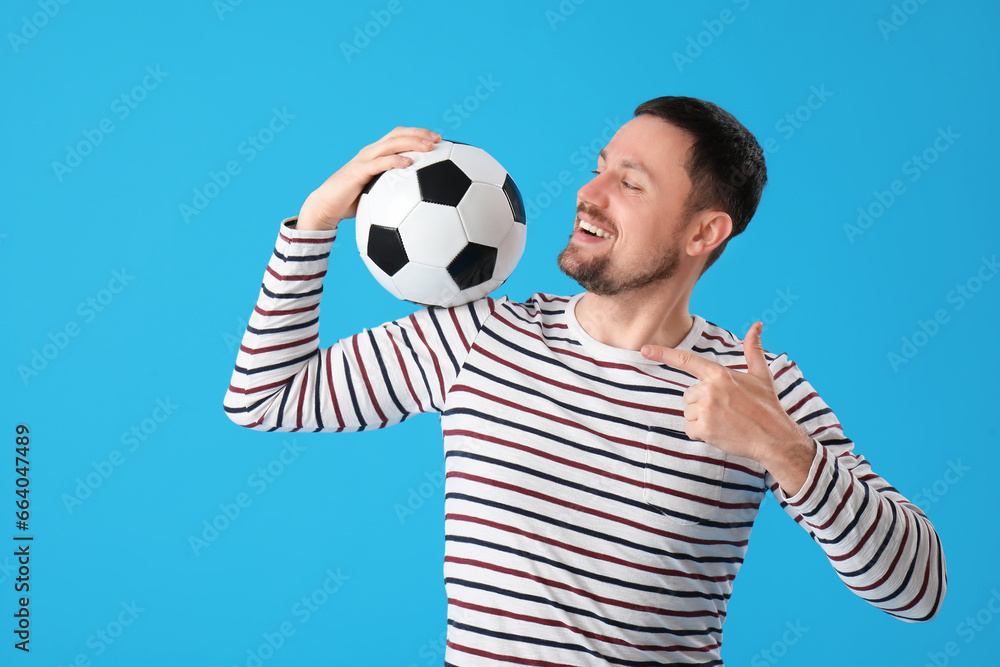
577, 219, 614, 239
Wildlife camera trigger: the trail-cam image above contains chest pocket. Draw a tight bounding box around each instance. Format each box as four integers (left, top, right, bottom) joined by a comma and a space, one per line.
643, 423, 766, 528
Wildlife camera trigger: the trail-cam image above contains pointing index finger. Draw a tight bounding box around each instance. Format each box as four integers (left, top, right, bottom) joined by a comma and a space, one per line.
640, 345, 723, 380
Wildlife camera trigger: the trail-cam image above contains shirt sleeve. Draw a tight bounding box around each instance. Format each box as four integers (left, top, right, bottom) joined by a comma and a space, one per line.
222, 216, 498, 432
763, 352, 947, 622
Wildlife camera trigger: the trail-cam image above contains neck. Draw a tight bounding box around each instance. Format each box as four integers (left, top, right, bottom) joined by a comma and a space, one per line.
574, 279, 696, 351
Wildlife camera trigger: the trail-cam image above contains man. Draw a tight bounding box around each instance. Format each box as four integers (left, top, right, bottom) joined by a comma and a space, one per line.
224, 97, 946, 665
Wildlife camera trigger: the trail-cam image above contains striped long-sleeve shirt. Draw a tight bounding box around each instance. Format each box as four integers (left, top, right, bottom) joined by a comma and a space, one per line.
224, 217, 947, 666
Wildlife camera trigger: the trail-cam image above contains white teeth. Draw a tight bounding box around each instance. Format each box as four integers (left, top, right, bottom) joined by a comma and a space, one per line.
578, 219, 613, 239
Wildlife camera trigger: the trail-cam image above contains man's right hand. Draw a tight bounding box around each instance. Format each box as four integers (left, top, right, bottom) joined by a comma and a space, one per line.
296, 126, 442, 231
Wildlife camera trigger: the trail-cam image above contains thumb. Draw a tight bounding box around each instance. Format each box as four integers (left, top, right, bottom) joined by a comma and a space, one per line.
743, 321, 772, 381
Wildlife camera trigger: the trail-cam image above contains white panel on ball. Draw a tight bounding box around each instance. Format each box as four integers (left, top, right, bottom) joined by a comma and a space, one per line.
494, 222, 527, 282
360, 253, 405, 300
398, 202, 468, 267
392, 263, 460, 307
400, 140, 453, 170
365, 169, 422, 230
449, 143, 508, 186
354, 193, 379, 257
456, 183, 514, 247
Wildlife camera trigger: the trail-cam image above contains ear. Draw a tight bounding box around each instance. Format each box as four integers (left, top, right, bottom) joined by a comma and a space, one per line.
683, 210, 733, 259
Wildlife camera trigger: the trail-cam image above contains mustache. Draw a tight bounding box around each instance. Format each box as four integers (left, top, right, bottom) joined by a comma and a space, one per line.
576, 203, 616, 234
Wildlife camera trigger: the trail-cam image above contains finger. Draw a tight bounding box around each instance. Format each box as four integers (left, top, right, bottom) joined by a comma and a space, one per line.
641, 344, 724, 381
364, 134, 438, 160
742, 321, 772, 381
682, 382, 702, 404
371, 153, 414, 172
342, 153, 411, 190
380, 126, 442, 143
683, 419, 704, 443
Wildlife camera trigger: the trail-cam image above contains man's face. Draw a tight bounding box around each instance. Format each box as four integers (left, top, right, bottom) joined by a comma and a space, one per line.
558, 114, 696, 295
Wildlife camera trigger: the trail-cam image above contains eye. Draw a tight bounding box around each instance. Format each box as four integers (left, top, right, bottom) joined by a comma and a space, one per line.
591, 170, 638, 191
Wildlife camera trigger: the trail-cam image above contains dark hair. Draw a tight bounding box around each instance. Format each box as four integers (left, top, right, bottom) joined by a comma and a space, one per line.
633, 96, 767, 275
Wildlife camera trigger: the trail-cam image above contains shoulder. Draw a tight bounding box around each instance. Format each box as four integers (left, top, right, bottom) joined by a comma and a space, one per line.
478, 292, 580, 343
489, 292, 573, 318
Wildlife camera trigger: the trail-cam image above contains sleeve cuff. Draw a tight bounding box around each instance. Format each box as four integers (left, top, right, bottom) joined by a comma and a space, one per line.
276, 216, 338, 256
776, 438, 827, 509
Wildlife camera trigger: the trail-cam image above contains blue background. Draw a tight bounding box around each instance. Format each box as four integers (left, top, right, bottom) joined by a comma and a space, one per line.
4, 1, 999, 665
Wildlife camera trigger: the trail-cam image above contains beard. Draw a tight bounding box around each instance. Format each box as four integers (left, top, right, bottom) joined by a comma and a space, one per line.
557, 204, 683, 295
558, 241, 681, 296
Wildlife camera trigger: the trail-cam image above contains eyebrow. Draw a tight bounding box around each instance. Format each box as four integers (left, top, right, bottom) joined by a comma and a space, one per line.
598, 148, 651, 177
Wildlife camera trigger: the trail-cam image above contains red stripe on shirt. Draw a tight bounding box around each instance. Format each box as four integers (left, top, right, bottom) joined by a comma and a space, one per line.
325, 347, 345, 430
294, 367, 308, 430
351, 335, 387, 425
410, 313, 446, 400
266, 265, 327, 281
447, 597, 720, 653
446, 555, 722, 618
446, 640, 576, 667
449, 308, 471, 353
255, 304, 316, 317
447, 512, 739, 579
473, 344, 684, 416
279, 230, 334, 244
387, 328, 425, 413
447, 469, 747, 549
241, 333, 318, 355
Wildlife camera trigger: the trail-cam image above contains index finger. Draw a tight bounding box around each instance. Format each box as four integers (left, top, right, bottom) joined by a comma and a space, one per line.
378, 126, 441, 143
640, 345, 724, 381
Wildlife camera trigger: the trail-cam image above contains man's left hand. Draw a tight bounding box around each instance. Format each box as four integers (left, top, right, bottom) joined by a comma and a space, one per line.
640, 321, 816, 493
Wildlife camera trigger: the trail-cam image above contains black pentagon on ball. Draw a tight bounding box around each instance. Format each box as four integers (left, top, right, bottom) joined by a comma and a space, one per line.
416, 160, 472, 207
502, 173, 526, 224
448, 243, 498, 290
367, 225, 408, 276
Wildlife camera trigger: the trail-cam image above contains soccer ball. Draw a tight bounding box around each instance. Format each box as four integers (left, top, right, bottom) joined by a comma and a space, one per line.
355, 139, 526, 308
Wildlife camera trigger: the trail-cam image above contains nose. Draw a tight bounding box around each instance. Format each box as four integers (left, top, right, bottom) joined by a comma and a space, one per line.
577, 170, 609, 208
